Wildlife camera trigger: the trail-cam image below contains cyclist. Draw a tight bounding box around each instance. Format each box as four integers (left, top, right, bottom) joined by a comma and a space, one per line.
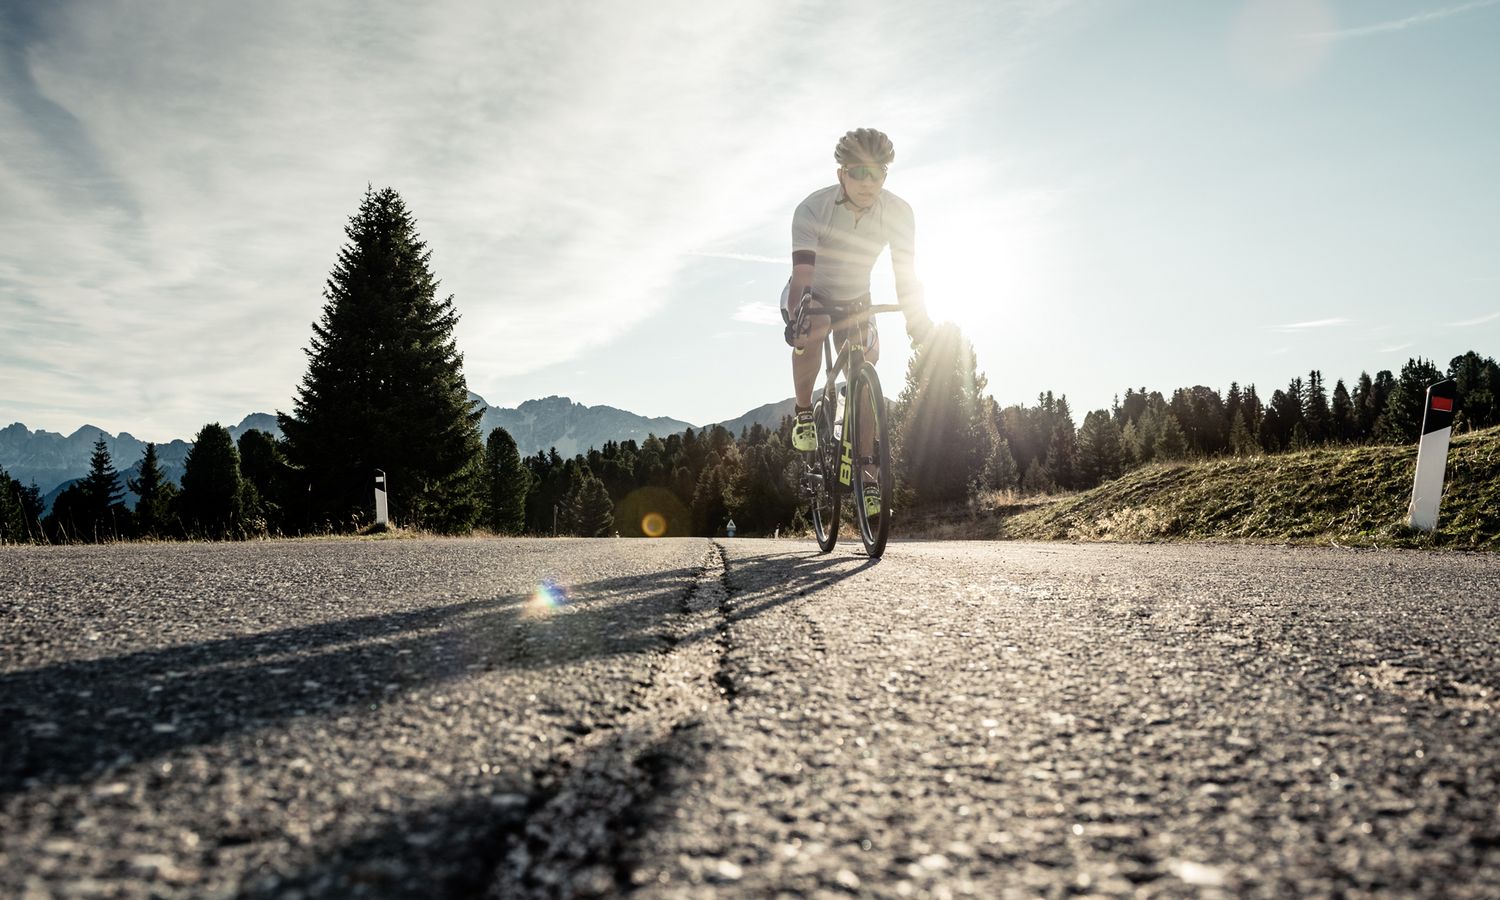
782, 128, 932, 516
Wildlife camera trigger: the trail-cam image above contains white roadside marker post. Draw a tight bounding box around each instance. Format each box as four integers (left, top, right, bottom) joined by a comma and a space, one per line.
1407, 379, 1457, 532
374, 469, 390, 528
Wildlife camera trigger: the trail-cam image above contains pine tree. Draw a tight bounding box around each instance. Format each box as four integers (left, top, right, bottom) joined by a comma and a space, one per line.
1019, 458, 1056, 495
234, 430, 284, 534
1258, 403, 1284, 453
1116, 388, 1148, 428
1377, 357, 1444, 443
1367, 370, 1396, 438
1448, 351, 1500, 430
558, 460, 587, 535
1351, 371, 1377, 440
1330, 379, 1355, 442
1228, 412, 1256, 456
691, 462, 729, 535
987, 437, 1020, 493
1048, 396, 1079, 490
574, 476, 615, 537
1075, 410, 1123, 488
893, 324, 988, 505
1241, 384, 1264, 437
279, 187, 484, 533
1280, 378, 1306, 443
179, 423, 246, 539
1303, 370, 1331, 444
79, 435, 127, 541
45, 483, 89, 542
0, 467, 27, 544
1168, 386, 1227, 456
484, 427, 531, 534
127, 443, 177, 538
1157, 414, 1188, 460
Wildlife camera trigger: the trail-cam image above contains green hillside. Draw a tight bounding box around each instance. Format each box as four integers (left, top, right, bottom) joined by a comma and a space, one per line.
923, 426, 1500, 549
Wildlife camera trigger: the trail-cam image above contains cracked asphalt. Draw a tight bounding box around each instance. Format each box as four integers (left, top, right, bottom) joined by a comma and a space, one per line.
2, 537, 1498, 897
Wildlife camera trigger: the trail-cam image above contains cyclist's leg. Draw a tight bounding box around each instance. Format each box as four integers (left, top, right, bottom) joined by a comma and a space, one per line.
783, 280, 831, 408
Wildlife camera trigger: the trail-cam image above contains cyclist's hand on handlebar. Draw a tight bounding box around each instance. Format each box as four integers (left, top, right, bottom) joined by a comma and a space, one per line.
905, 309, 935, 347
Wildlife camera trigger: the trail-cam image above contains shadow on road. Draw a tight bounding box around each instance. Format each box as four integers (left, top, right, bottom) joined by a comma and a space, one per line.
2, 542, 874, 801
256, 544, 874, 897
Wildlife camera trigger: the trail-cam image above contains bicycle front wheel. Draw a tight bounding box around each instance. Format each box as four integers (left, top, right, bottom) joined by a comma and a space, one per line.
810, 395, 840, 553
850, 362, 892, 557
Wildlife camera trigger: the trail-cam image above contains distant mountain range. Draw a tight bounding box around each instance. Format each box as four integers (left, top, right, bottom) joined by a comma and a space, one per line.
0, 393, 796, 509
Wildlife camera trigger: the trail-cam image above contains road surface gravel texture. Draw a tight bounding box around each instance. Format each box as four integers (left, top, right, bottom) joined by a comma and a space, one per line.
1, 538, 1497, 898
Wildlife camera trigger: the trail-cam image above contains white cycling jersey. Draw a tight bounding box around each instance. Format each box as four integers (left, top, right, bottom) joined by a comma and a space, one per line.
790, 184, 921, 305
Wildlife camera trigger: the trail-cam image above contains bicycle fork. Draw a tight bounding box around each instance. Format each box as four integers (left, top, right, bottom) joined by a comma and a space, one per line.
838, 386, 856, 488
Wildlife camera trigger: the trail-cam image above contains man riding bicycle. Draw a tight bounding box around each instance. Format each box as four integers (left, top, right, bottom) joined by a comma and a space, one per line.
783, 128, 932, 516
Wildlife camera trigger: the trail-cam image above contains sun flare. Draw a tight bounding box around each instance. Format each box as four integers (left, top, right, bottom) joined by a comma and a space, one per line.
871, 198, 1056, 337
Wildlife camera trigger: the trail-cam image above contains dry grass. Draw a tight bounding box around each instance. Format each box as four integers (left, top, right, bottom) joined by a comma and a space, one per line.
899, 426, 1500, 550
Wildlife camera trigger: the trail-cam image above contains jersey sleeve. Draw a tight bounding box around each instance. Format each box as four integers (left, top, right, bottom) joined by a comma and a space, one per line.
791, 199, 820, 259
887, 197, 924, 308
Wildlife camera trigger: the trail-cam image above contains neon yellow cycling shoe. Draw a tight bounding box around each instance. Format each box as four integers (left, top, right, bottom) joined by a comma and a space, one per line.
863, 484, 882, 518
791, 411, 817, 452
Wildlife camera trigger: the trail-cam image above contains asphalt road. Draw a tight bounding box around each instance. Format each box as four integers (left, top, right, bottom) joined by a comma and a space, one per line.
2, 537, 1497, 898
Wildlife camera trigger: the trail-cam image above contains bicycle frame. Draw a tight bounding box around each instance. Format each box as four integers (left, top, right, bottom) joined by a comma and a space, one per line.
809, 302, 905, 489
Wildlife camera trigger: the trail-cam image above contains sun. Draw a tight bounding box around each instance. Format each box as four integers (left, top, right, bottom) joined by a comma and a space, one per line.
870, 204, 1053, 336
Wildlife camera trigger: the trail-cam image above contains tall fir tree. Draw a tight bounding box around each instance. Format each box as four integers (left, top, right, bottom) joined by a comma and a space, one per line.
1075, 410, 1123, 488
484, 427, 531, 534
127, 442, 177, 538
1157, 414, 1189, 460
1351, 372, 1376, 439
179, 423, 246, 539
279, 187, 484, 533
1330, 379, 1355, 442
79, 435, 127, 541
1224, 382, 1243, 439
893, 324, 988, 505
1048, 395, 1079, 489
1303, 370, 1331, 444
691, 457, 730, 536
1376, 357, 1444, 443
575, 476, 615, 537
1448, 351, 1500, 430
237, 430, 292, 534
1168, 386, 1227, 456
0, 467, 27, 544
987, 436, 1020, 493
1241, 384, 1264, 437
1367, 370, 1396, 438
1228, 412, 1256, 456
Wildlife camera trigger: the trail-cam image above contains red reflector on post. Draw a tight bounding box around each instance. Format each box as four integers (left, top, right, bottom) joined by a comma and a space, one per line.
1432, 396, 1453, 413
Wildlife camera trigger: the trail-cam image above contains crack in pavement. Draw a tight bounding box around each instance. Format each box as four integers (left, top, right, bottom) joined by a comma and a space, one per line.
490, 541, 735, 897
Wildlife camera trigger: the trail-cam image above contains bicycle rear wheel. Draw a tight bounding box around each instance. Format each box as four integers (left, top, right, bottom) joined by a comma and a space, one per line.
850, 363, 892, 557
809, 395, 840, 552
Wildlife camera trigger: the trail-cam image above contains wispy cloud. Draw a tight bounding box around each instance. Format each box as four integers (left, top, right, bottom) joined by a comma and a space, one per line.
1272, 318, 1351, 333
688, 250, 784, 265
1300, 0, 1500, 42
0, 0, 1064, 437
733, 303, 784, 327
1381, 342, 1415, 353
1450, 311, 1500, 327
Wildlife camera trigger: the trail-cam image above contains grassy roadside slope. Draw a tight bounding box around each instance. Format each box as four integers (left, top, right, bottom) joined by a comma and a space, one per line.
911, 426, 1500, 550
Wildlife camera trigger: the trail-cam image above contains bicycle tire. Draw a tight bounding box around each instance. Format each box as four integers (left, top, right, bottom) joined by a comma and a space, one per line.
850, 363, 892, 557
810, 395, 840, 552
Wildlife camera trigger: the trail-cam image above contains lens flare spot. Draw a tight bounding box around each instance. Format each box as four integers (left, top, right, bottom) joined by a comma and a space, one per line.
641, 512, 667, 538
524, 579, 569, 618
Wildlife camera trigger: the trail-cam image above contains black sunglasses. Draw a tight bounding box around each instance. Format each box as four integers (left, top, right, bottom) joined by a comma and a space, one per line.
841, 164, 888, 182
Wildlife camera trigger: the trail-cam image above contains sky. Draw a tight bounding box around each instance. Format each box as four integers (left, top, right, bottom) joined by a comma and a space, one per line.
2, 0, 1497, 442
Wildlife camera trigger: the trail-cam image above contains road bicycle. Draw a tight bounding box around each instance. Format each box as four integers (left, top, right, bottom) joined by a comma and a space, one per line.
792, 298, 906, 557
